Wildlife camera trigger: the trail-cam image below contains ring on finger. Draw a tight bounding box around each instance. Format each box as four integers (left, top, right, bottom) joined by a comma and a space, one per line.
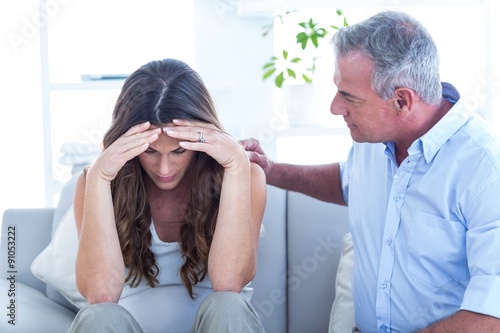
198, 132, 206, 143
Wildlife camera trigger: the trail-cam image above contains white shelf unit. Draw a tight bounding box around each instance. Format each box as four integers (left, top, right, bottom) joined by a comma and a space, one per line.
38, 0, 196, 206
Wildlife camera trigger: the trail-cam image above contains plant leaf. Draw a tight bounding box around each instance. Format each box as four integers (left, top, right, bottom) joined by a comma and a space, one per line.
290, 57, 301, 63
263, 68, 277, 80
282, 49, 288, 60
311, 36, 319, 48
275, 72, 285, 88
262, 62, 275, 69
287, 68, 296, 79
317, 28, 327, 37
302, 74, 313, 83
296, 32, 308, 49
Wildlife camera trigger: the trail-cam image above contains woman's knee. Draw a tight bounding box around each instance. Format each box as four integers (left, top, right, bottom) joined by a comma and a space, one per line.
194, 292, 265, 333
69, 303, 143, 333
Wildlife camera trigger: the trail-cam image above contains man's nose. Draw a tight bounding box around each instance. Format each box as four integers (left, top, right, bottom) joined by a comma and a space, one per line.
330, 93, 348, 116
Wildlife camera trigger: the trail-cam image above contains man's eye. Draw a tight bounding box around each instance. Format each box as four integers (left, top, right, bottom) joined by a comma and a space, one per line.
144, 148, 156, 154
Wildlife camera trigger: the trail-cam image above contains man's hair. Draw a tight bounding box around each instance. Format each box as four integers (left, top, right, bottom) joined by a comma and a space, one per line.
331, 11, 442, 105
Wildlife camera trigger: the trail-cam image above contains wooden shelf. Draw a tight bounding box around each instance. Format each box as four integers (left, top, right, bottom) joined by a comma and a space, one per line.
49, 80, 126, 91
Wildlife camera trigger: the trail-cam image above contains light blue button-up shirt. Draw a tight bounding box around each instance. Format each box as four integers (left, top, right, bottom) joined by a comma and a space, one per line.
340, 83, 500, 332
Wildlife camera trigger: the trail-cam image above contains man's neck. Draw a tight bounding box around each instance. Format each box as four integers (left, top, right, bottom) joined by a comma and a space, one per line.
394, 98, 453, 165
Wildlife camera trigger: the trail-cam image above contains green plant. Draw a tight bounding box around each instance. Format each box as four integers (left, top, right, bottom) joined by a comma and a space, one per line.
262, 9, 348, 88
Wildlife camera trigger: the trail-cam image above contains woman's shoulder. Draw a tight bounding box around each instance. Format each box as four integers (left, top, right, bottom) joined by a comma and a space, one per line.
250, 162, 265, 182
249, 162, 266, 203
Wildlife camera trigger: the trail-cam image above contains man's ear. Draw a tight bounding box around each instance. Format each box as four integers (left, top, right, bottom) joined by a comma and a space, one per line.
393, 88, 414, 113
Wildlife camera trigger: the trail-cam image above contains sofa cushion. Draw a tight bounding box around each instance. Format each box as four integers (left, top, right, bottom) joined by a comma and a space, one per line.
329, 232, 355, 333
1, 208, 55, 292
286, 191, 350, 333
251, 186, 288, 333
31, 206, 88, 309
0, 279, 76, 332
47, 173, 82, 312
51, 173, 79, 236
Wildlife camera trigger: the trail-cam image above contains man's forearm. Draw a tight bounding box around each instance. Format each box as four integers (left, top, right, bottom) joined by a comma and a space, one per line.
266, 162, 345, 205
417, 310, 500, 333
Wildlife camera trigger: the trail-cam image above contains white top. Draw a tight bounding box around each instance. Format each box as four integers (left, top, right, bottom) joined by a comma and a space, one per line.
117, 223, 253, 333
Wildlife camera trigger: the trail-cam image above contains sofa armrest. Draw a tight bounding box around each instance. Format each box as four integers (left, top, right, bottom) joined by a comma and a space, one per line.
1, 208, 55, 292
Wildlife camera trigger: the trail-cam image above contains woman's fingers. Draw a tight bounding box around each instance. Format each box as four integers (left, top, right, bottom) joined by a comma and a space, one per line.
163, 120, 217, 143
115, 123, 158, 157
123, 121, 153, 136
163, 126, 214, 148
171, 119, 212, 129
163, 121, 247, 169
91, 123, 160, 181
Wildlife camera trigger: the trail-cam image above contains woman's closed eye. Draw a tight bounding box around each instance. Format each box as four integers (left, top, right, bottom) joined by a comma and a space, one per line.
172, 147, 187, 155
144, 147, 187, 154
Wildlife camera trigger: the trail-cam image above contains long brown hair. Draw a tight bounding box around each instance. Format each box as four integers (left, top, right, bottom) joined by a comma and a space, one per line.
102, 59, 224, 298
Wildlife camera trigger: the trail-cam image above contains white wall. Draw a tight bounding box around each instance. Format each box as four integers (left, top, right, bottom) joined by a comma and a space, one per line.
1, 0, 499, 218
193, 0, 276, 149
1, 0, 45, 215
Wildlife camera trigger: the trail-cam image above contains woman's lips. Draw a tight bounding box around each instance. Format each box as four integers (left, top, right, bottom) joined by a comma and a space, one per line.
158, 175, 175, 183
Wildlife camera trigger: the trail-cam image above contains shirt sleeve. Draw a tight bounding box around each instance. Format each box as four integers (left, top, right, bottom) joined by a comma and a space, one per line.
460, 176, 500, 318
339, 145, 354, 206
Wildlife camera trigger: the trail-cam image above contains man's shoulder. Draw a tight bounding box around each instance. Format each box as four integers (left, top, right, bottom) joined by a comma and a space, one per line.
458, 113, 500, 161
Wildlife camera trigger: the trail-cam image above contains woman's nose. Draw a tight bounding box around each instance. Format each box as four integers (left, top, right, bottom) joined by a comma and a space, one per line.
158, 156, 172, 175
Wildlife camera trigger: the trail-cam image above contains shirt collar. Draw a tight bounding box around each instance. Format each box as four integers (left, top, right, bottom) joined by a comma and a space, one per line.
409, 82, 468, 163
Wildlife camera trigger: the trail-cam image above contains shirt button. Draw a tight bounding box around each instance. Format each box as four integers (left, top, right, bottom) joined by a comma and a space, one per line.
386, 238, 392, 245
393, 194, 400, 201
379, 324, 389, 332
380, 282, 387, 289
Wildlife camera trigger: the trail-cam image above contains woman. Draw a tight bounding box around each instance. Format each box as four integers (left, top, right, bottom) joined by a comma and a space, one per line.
69, 58, 266, 333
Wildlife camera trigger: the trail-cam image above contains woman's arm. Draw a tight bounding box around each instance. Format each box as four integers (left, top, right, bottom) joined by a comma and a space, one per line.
208, 161, 266, 292
164, 120, 267, 293
74, 122, 161, 304
74, 171, 125, 304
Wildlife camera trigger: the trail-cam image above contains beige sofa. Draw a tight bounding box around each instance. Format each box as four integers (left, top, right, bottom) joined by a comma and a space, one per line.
1, 172, 353, 333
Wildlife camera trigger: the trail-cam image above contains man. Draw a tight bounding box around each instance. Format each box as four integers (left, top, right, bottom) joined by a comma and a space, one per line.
242, 10, 500, 333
